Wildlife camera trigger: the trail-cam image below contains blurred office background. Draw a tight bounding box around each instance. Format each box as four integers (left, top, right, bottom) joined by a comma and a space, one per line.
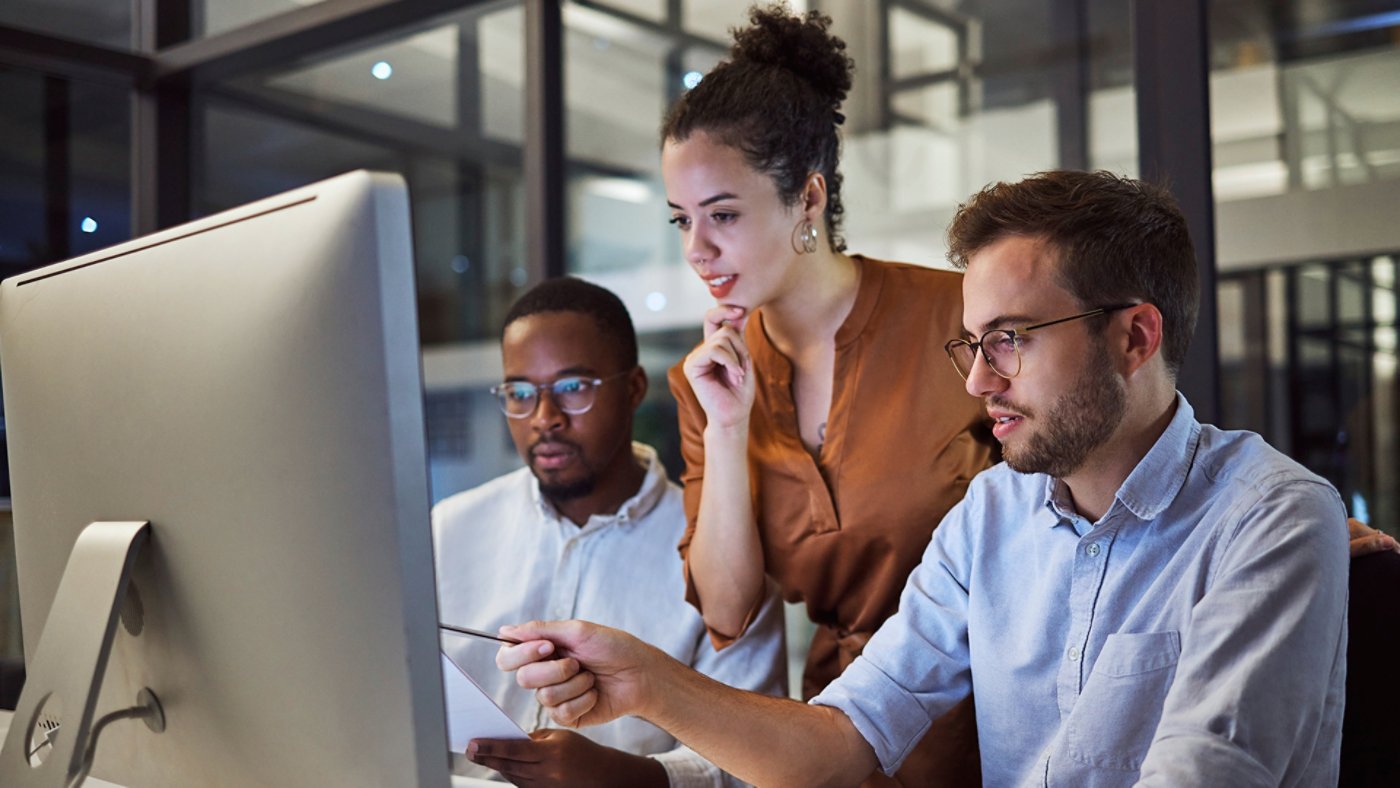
2, 0, 1399, 689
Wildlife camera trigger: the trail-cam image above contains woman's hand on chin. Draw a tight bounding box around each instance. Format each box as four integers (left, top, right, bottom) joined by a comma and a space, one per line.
685, 305, 756, 430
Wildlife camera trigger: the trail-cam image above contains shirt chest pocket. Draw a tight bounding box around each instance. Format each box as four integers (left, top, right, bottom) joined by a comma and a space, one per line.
1063, 630, 1181, 773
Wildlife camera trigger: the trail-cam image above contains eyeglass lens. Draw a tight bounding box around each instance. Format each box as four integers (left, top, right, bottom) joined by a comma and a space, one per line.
496, 377, 596, 417
950, 330, 1021, 379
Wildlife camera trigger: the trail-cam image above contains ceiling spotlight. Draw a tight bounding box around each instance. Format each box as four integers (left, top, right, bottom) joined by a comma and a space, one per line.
683, 71, 703, 90
646, 291, 667, 312
80, 217, 98, 233
372, 61, 393, 80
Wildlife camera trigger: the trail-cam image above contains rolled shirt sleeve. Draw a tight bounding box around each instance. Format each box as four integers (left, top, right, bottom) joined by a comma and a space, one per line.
810, 497, 977, 775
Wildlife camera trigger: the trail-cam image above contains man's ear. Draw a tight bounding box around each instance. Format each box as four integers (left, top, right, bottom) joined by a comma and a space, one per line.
1120, 303, 1164, 378
628, 365, 649, 411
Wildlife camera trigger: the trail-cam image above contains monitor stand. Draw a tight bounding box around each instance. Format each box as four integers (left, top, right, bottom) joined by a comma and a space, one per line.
0, 521, 164, 788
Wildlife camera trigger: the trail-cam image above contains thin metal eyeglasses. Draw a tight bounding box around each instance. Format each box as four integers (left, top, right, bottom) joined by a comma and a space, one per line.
943, 303, 1138, 380
490, 370, 632, 419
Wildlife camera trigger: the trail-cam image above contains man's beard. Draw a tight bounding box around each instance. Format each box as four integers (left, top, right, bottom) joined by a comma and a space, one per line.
538, 474, 597, 501
998, 338, 1127, 478
530, 438, 598, 501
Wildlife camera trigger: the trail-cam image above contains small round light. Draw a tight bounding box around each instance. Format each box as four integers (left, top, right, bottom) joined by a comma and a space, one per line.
683, 71, 703, 90
80, 217, 98, 233
450, 255, 470, 274
510, 267, 528, 287
646, 291, 667, 312
372, 61, 393, 80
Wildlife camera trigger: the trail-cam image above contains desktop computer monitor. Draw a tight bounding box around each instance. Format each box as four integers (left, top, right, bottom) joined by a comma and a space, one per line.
0, 171, 451, 786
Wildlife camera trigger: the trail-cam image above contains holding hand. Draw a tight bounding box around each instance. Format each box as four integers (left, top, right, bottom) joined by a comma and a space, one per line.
466, 729, 667, 787
683, 305, 756, 430
496, 620, 664, 729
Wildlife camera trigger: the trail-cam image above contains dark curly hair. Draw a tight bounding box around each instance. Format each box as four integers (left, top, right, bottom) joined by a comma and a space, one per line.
946, 170, 1200, 376
662, 3, 854, 251
503, 277, 638, 369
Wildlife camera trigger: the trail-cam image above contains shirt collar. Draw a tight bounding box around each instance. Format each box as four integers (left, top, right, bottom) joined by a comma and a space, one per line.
1042, 392, 1201, 525
1113, 392, 1200, 520
528, 442, 667, 532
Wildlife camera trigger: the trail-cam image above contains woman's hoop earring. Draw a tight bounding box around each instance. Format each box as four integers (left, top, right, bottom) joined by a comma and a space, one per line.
792, 220, 819, 255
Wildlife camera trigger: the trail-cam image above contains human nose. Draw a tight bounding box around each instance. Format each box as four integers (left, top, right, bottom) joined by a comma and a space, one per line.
685, 224, 718, 266
531, 388, 567, 433
964, 345, 1008, 399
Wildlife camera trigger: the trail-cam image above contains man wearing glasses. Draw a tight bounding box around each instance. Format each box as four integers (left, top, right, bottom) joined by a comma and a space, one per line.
489, 171, 1349, 787
434, 277, 785, 786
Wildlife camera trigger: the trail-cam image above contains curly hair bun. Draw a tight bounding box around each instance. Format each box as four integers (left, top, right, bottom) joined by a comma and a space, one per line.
730, 3, 854, 107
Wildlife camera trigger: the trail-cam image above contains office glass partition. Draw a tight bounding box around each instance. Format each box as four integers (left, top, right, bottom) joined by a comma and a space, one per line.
1220, 256, 1400, 533
196, 2, 527, 348
1212, 2, 1400, 533
0, 0, 131, 49
591, 0, 667, 24
196, 0, 331, 39
188, 2, 529, 506
0, 69, 131, 278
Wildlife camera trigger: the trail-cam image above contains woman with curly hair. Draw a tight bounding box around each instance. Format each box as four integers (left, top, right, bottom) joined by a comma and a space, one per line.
664, 5, 996, 785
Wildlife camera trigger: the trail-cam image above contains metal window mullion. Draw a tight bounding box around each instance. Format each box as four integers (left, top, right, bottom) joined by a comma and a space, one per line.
525, 0, 565, 283
44, 75, 71, 264
1134, 0, 1220, 424
131, 0, 191, 236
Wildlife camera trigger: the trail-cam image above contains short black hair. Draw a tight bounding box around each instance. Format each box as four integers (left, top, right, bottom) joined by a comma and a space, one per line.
502, 277, 639, 369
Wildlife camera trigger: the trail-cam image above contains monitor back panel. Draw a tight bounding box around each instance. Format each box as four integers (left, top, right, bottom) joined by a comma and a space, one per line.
0, 171, 449, 787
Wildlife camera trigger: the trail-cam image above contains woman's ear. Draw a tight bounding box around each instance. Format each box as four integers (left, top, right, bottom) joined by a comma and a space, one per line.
802, 172, 828, 220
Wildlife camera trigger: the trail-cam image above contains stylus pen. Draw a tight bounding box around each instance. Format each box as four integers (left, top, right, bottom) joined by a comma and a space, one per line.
439, 623, 524, 646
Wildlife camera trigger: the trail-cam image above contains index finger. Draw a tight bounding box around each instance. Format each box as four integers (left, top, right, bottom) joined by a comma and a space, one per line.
703, 305, 747, 338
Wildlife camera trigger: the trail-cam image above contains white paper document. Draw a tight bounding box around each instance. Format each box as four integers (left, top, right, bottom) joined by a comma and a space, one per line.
440, 650, 529, 751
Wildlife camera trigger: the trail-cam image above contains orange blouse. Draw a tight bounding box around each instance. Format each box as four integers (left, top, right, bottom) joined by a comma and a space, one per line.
671, 255, 995, 689
669, 256, 996, 784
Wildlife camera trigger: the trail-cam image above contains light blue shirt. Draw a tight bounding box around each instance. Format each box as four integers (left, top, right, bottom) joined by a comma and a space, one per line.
813, 395, 1348, 787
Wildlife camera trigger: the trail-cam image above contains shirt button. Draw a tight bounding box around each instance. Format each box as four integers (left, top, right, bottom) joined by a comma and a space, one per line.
1067, 646, 1081, 662
1086, 543, 1101, 557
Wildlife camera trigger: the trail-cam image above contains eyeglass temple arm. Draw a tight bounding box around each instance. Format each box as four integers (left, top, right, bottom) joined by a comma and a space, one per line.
1018, 303, 1139, 334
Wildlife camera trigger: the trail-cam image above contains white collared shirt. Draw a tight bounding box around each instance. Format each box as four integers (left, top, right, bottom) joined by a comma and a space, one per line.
435, 443, 787, 787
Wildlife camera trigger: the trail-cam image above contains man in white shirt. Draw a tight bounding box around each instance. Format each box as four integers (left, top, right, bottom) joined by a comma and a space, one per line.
436, 277, 786, 787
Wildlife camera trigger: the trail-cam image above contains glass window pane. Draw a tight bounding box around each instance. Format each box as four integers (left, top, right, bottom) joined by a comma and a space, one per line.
890, 7, 959, 79
263, 26, 461, 129
0, 0, 130, 49
197, 0, 330, 39
197, 3, 526, 348
591, 0, 665, 24
0, 69, 131, 278
562, 3, 724, 341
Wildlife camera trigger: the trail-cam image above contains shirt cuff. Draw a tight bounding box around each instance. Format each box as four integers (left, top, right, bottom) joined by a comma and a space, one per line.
810, 655, 935, 776
651, 745, 737, 788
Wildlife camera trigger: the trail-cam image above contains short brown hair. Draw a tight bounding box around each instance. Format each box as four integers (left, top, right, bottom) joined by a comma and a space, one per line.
946, 170, 1199, 376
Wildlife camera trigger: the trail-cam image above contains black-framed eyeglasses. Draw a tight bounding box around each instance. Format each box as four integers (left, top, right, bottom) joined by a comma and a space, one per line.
943, 303, 1138, 381
490, 370, 632, 419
